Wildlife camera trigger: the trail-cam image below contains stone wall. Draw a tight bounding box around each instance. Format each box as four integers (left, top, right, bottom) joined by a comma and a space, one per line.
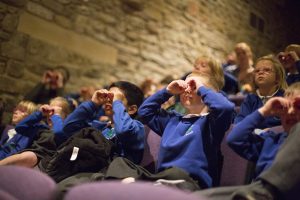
0, 0, 298, 123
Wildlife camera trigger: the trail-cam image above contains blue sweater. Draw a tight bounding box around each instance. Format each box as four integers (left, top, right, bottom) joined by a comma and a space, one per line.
234, 90, 284, 129
286, 60, 300, 85
227, 111, 287, 178
0, 111, 48, 159
63, 100, 145, 164
138, 87, 234, 188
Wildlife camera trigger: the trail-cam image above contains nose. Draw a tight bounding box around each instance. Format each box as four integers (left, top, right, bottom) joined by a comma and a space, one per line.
288, 106, 296, 115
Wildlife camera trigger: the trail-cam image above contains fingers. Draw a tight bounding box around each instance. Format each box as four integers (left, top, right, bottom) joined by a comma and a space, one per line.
92, 89, 114, 105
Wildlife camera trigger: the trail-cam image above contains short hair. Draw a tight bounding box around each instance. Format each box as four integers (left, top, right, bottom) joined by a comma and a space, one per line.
187, 71, 219, 92
285, 44, 300, 57
50, 97, 74, 117
254, 55, 288, 90
284, 82, 300, 97
54, 65, 70, 84
109, 81, 144, 108
16, 101, 37, 114
193, 56, 224, 90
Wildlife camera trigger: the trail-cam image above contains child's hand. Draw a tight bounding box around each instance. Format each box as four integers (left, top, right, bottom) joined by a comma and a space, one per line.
42, 70, 53, 85
185, 78, 204, 93
287, 51, 300, 62
292, 96, 300, 118
51, 106, 63, 116
39, 104, 54, 117
92, 89, 114, 106
259, 97, 289, 117
109, 87, 124, 102
166, 80, 187, 95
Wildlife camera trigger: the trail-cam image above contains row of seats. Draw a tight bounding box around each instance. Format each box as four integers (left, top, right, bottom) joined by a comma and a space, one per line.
0, 165, 206, 200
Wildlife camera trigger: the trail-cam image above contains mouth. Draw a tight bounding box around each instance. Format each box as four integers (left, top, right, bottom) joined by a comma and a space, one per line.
104, 104, 112, 111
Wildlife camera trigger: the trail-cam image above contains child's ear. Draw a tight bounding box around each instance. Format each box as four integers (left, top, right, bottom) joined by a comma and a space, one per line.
127, 105, 138, 115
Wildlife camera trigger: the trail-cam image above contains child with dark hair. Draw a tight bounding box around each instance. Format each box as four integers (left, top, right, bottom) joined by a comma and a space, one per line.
102, 72, 234, 190
63, 81, 145, 164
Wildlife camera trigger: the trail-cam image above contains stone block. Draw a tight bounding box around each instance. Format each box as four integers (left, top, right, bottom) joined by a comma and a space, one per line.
41, 0, 65, 14
54, 14, 72, 29
7, 59, 24, 78
26, 1, 54, 21
2, 13, 19, 32
1, 41, 26, 60
1, 0, 26, 7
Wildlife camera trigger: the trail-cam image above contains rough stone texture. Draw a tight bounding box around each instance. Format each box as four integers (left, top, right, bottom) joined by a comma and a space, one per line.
0, 0, 299, 114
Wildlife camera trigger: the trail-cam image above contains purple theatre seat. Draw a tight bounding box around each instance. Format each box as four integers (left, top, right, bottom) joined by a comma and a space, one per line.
220, 127, 248, 186
0, 190, 17, 200
0, 166, 57, 200
140, 126, 161, 172
64, 181, 207, 200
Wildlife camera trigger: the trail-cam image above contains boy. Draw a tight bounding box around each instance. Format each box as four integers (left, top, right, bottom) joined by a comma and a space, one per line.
227, 82, 300, 179
63, 81, 145, 164
104, 72, 234, 190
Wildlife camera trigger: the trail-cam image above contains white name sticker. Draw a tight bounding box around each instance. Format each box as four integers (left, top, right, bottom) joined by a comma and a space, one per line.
70, 147, 79, 161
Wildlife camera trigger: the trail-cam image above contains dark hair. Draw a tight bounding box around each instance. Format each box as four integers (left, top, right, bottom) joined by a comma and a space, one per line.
54, 65, 70, 84
109, 81, 144, 108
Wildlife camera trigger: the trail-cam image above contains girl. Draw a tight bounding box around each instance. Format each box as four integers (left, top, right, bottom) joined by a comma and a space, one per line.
234, 55, 288, 129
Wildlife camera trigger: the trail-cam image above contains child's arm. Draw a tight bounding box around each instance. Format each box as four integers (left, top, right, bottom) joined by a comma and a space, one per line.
227, 97, 288, 161
15, 111, 47, 135
62, 101, 99, 135
138, 80, 186, 135
234, 95, 253, 124
113, 100, 144, 146
63, 89, 109, 136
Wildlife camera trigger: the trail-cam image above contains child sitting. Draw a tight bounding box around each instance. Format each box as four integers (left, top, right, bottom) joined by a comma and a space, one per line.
0, 97, 73, 166
227, 82, 300, 179
0, 100, 39, 159
234, 55, 288, 129
277, 44, 300, 85
63, 81, 145, 164
104, 72, 234, 190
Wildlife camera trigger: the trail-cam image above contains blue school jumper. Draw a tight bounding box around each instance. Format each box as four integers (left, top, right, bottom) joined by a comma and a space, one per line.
138, 87, 234, 188
63, 100, 145, 164
227, 110, 287, 178
234, 89, 284, 129
0, 111, 48, 159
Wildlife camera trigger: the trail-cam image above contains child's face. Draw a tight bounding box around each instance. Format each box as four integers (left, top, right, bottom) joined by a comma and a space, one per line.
12, 106, 29, 125
280, 95, 300, 133
103, 87, 129, 117
254, 60, 277, 89
194, 59, 211, 75
179, 76, 204, 111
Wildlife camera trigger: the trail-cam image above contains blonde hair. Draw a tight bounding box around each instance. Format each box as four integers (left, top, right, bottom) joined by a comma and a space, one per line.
193, 56, 224, 90
235, 42, 254, 66
284, 82, 300, 97
50, 97, 73, 118
285, 44, 300, 57
254, 55, 288, 90
16, 101, 37, 114
187, 71, 219, 92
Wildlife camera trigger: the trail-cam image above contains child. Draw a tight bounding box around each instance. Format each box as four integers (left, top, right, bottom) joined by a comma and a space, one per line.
105, 72, 234, 190
0, 97, 73, 166
234, 55, 288, 129
277, 44, 300, 85
227, 82, 300, 179
225, 42, 255, 94
63, 81, 145, 164
0, 101, 39, 159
